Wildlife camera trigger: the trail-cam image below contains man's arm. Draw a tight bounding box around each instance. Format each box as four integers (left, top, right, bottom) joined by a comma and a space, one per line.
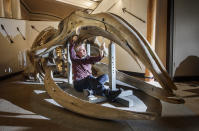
69, 42, 78, 60
83, 43, 105, 64
85, 55, 103, 64
70, 44, 104, 64
69, 36, 104, 64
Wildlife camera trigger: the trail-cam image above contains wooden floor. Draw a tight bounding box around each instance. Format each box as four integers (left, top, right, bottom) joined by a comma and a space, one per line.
0, 75, 199, 131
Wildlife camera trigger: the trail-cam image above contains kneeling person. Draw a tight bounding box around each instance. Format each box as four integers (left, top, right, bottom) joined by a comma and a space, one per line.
69, 36, 121, 100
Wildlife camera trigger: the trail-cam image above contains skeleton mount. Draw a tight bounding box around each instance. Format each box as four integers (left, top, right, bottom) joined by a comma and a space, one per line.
25, 11, 184, 120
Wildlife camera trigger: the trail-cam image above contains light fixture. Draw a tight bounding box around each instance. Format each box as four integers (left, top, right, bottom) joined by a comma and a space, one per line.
56, 0, 98, 9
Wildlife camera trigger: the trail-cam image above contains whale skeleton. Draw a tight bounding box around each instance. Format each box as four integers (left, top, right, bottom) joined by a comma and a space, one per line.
27, 11, 184, 120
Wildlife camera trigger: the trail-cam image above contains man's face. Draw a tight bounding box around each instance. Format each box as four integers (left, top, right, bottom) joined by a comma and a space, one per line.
76, 45, 87, 58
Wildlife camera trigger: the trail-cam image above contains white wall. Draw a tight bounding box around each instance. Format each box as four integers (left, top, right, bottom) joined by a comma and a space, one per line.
93, 0, 148, 73
173, 0, 199, 77
0, 18, 59, 77
0, 18, 27, 77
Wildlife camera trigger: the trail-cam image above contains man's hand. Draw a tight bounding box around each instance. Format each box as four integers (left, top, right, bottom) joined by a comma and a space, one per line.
100, 42, 106, 51
99, 42, 106, 57
71, 35, 78, 44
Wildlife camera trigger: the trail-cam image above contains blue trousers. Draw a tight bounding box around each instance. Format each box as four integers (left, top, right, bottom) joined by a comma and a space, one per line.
74, 74, 109, 96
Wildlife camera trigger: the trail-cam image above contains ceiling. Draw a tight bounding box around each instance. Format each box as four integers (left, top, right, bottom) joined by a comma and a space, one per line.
21, 0, 102, 20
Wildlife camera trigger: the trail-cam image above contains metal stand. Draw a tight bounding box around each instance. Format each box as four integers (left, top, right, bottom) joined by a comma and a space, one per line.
86, 43, 90, 56
109, 42, 117, 90
108, 42, 134, 107
67, 41, 73, 85
61, 48, 66, 76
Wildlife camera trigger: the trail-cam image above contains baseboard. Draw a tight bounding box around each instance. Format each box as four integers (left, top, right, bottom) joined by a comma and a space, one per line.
173, 76, 199, 82
0, 71, 23, 81
118, 70, 145, 78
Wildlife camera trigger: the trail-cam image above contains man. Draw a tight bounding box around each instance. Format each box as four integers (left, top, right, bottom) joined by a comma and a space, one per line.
69, 35, 121, 100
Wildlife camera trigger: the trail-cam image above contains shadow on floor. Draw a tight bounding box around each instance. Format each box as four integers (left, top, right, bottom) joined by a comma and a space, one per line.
116, 84, 162, 115
0, 116, 70, 131
127, 116, 199, 131
182, 88, 199, 98
0, 75, 199, 131
174, 56, 199, 78
0, 77, 133, 131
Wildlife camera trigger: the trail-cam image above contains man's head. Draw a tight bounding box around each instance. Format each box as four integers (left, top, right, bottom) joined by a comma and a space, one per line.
75, 44, 87, 58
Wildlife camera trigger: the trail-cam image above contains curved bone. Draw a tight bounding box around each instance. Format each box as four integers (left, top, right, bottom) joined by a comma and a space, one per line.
27, 27, 58, 80
44, 66, 157, 120
31, 27, 58, 49
93, 63, 184, 104
29, 28, 183, 104
26, 11, 186, 120
31, 11, 176, 95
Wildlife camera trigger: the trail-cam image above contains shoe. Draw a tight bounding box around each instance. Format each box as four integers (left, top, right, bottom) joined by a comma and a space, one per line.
83, 89, 93, 97
104, 89, 121, 101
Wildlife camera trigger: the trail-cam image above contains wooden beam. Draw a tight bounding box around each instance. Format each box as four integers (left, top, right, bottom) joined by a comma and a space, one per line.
11, 0, 21, 19
0, 0, 5, 17
3, 0, 12, 18
145, 0, 157, 82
